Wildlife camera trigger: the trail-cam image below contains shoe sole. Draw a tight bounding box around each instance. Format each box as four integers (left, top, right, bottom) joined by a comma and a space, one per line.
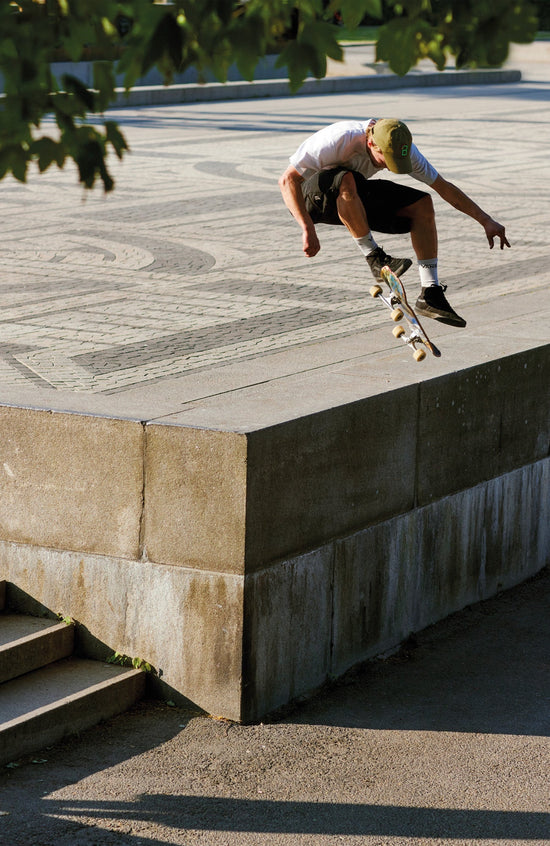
371, 259, 413, 280
415, 307, 467, 328
394, 258, 413, 276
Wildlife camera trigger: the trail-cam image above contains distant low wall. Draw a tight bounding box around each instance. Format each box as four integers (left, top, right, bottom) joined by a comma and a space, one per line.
1, 344, 548, 721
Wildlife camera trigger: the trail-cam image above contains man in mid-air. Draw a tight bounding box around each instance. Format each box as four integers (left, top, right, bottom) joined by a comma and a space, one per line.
279, 117, 510, 328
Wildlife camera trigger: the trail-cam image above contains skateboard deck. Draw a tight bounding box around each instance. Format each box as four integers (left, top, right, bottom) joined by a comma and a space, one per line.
369, 265, 442, 361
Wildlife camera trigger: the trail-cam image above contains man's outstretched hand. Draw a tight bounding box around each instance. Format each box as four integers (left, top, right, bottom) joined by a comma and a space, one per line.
485, 218, 511, 249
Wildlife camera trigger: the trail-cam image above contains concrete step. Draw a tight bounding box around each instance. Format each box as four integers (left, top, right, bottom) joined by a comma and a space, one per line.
0, 656, 146, 766
0, 614, 74, 684
0, 588, 147, 765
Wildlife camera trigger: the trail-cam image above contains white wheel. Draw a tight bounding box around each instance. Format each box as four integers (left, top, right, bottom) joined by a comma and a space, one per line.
391, 308, 404, 322
393, 325, 405, 339
413, 348, 427, 362
369, 285, 383, 298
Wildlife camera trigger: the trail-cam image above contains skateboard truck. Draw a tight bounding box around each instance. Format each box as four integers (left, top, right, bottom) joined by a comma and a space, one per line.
370, 266, 442, 361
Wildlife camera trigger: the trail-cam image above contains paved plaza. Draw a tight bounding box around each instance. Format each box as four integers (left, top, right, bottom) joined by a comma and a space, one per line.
0, 45, 548, 425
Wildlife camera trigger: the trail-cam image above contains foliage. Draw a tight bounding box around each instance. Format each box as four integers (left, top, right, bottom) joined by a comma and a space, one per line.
533, 0, 550, 28
376, 0, 539, 75
0, 0, 538, 192
57, 613, 75, 625
107, 650, 156, 672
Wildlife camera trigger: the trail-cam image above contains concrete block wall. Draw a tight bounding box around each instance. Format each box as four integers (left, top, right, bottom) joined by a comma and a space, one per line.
0, 345, 548, 721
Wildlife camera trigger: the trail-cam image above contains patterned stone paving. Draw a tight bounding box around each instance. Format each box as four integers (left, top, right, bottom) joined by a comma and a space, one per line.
0, 69, 548, 395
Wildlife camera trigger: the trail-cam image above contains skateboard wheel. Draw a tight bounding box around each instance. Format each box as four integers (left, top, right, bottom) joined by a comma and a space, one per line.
369, 285, 383, 298
413, 348, 427, 362
393, 325, 405, 339
391, 308, 404, 322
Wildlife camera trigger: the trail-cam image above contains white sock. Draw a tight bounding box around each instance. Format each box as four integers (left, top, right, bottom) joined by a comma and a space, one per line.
354, 232, 378, 256
418, 258, 439, 287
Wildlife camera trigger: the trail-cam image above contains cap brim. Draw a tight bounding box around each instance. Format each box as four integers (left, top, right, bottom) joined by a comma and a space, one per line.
386, 155, 412, 174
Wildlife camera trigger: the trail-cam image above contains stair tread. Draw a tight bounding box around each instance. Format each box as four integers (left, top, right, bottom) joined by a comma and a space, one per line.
0, 614, 64, 647
0, 657, 142, 725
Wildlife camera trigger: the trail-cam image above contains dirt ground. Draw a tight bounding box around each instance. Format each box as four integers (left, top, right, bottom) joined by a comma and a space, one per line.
1, 567, 549, 846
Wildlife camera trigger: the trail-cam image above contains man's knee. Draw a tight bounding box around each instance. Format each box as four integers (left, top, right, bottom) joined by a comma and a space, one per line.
405, 192, 434, 222
337, 171, 360, 203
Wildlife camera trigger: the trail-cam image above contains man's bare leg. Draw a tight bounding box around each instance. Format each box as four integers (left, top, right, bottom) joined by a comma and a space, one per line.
336, 172, 412, 279
397, 195, 466, 326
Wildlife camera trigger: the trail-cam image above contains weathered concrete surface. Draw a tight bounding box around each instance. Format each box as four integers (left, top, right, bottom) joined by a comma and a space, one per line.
143, 425, 248, 573
0, 617, 74, 683
242, 459, 549, 720
0, 346, 547, 720
417, 347, 549, 503
331, 460, 550, 674
242, 546, 334, 719
0, 407, 144, 559
1, 550, 245, 720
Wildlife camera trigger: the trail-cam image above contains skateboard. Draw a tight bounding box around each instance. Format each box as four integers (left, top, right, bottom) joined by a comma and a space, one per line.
369, 265, 442, 361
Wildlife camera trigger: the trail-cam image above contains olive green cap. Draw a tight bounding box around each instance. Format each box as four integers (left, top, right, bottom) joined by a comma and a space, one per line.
372, 118, 413, 174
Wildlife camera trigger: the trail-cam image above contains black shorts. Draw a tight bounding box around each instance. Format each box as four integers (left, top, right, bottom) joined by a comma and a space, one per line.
302, 168, 428, 233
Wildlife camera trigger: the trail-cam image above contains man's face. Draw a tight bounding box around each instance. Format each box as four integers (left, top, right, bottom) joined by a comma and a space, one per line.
368, 137, 387, 168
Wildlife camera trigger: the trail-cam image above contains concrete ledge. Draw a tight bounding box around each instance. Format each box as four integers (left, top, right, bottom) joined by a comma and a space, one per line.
143, 426, 248, 573
113, 69, 522, 107
172, 345, 545, 575
0, 344, 548, 720
1, 67, 520, 111
417, 348, 549, 504
0, 407, 144, 560
2, 346, 545, 573
243, 459, 549, 720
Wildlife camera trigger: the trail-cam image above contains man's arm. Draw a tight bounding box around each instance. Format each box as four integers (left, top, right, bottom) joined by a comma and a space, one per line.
278, 165, 321, 257
431, 174, 510, 249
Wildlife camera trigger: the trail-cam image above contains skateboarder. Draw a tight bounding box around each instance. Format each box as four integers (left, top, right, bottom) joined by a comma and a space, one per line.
279, 118, 510, 328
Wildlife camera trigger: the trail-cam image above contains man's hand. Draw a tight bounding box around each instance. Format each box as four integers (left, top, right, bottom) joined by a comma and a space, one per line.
484, 218, 511, 250
279, 165, 322, 258
303, 225, 320, 257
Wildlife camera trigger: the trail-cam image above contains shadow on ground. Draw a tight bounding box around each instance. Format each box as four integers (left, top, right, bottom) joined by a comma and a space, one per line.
0, 568, 548, 846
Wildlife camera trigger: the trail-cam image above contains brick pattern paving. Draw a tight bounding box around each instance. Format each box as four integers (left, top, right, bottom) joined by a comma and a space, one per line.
0, 80, 547, 394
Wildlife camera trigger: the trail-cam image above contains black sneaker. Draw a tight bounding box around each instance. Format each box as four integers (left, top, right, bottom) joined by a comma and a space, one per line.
366, 246, 412, 281
415, 284, 466, 327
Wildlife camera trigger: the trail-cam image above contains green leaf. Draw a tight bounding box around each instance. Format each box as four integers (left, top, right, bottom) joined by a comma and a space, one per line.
275, 40, 314, 91
338, 0, 383, 30
105, 121, 129, 159
11, 148, 29, 183
93, 61, 117, 112
141, 12, 183, 79
0, 38, 18, 62
61, 74, 96, 112
275, 18, 343, 89
376, 19, 421, 75
228, 13, 267, 81
0, 143, 29, 183
30, 137, 65, 172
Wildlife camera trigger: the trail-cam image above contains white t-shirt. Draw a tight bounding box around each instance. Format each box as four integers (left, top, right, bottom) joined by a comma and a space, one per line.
289, 119, 438, 186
